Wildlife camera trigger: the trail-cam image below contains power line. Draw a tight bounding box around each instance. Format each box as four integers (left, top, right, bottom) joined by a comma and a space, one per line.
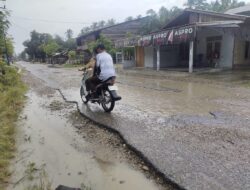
11, 21, 30, 32
12, 15, 91, 25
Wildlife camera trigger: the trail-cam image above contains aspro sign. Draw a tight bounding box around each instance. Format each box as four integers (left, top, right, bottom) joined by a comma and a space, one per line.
174, 27, 193, 36
153, 32, 168, 39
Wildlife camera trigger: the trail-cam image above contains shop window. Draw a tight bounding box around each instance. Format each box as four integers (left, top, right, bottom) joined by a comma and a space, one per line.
245, 41, 250, 59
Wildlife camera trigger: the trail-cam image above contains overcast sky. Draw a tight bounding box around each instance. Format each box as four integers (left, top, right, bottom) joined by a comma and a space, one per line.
4, 0, 250, 54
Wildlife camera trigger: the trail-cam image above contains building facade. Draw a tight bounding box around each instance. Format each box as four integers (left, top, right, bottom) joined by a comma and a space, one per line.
116, 9, 250, 72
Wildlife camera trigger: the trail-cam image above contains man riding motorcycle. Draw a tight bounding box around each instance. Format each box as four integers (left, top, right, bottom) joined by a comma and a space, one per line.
85, 44, 116, 98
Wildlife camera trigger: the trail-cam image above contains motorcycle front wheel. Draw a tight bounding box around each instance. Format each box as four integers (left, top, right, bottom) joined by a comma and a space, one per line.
101, 89, 115, 112
80, 86, 88, 103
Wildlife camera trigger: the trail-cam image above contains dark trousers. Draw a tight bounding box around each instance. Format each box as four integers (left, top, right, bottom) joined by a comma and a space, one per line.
85, 76, 102, 92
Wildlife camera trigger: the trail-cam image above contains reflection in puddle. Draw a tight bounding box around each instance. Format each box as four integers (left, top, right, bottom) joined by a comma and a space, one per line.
9, 91, 160, 190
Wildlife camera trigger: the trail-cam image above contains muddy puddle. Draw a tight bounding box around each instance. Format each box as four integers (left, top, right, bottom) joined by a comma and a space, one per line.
8, 89, 169, 190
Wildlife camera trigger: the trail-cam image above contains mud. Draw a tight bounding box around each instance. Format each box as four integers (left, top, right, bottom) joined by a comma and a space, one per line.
8, 70, 172, 190
17, 62, 250, 190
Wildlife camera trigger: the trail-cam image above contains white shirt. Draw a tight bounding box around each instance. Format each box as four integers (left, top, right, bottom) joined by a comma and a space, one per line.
96, 51, 116, 81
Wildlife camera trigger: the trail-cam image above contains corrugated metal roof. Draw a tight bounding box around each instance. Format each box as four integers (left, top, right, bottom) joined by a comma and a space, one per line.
77, 16, 149, 40
163, 8, 248, 29
226, 5, 250, 15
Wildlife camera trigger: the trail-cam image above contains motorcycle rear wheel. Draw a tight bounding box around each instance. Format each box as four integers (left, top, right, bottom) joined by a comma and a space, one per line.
101, 90, 115, 112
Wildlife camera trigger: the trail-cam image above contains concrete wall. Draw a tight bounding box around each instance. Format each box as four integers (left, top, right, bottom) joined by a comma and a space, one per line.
220, 34, 234, 68
144, 46, 154, 68
196, 28, 234, 68
234, 40, 250, 67
233, 27, 250, 67
123, 60, 135, 68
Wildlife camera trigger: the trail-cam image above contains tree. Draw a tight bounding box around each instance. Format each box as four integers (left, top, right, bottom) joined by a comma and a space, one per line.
54, 35, 64, 46
23, 30, 47, 61
209, 0, 245, 12
141, 9, 161, 34
106, 19, 116, 26
68, 50, 76, 60
22, 30, 77, 61
78, 18, 118, 37
64, 38, 77, 50
19, 51, 28, 61
146, 9, 157, 17
87, 35, 116, 57
79, 26, 91, 35
5, 38, 14, 57
65, 29, 73, 40
97, 20, 106, 28
184, 0, 245, 12
184, 0, 209, 10
125, 16, 133, 22
90, 22, 98, 31
158, 6, 169, 25
40, 41, 59, 57
0, 10, 12, 64
137, 15, 142, 19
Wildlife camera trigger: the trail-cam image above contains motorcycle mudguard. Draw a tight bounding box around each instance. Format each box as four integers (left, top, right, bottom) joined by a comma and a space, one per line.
110, 90, 122, 101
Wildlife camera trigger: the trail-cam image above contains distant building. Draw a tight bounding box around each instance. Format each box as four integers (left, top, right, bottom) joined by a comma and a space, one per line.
50, 51, 68, 64
76, 17, 149, 51
116, 9, 250, 72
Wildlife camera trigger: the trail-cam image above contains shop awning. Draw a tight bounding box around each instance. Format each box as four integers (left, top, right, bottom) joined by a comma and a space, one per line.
115, 25, 196, 48
114, 20, 245, 48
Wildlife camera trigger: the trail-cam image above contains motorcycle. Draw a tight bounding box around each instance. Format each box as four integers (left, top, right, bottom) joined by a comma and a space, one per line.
80, 69, 121, 112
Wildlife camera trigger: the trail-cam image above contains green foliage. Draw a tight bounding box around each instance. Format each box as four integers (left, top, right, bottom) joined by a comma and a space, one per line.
0, 61, 27, 188
140, 6, 182, 34
79, 19, 116, 36
125, 16, 133, 22
64, 38, 77, 50
23, 31, 51, 61
141, 0, 245, 33
184, 0, 245, 12
68, 50, 76, 59
40, 41, 59, 57
24, 163, 52, 190
65, 29, 73, 40
22, 29, 77, 61
209, 0, 245, 12
185, 0, 209, 10
5, 38, 14, 57
0, 10, 15, 64
88, 35, 116, 56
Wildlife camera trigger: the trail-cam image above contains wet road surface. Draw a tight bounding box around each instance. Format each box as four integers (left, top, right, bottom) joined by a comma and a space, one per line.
18, 62, 250, 190
9, 70, 166, 190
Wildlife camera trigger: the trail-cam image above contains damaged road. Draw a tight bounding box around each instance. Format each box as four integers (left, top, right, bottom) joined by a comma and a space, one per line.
17, 62, 250, 190
8, 67, 172, 190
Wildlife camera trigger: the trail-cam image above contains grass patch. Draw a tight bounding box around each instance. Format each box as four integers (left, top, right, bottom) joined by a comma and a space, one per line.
0, 62, 27, 189
63, 63, 82, 68
24, 163, 52, 190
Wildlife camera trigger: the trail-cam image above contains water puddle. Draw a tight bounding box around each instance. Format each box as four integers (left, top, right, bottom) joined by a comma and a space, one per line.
8, 91, 161, 190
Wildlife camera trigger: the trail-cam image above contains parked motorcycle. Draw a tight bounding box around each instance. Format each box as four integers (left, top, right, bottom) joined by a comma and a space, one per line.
80, 69, 121, 112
